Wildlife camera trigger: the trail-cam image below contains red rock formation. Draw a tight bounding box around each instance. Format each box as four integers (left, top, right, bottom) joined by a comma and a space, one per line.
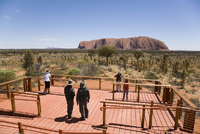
78, 36, 169, 50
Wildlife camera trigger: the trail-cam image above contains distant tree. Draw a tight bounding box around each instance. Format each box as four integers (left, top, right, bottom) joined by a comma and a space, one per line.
180, 69, 186, 89
119, 54, 128, 70
133, 50, 143, 70
98, 45, 116, 65
88, 49, 96, 60
160, 54, 168, 74
37, 56, 43, 64
23, 49, 34, 76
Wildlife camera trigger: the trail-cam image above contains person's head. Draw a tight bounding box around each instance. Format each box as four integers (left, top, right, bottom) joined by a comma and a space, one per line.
118, 71, 121, 75
125, 79, 128, 83
66, 79, 75, 86
46, 69, 50, 73
78, 80, 87, 88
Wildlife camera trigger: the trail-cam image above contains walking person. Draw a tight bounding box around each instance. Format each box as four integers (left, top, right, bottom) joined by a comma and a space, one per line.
76, 80, 90, 120
122, 79, 129, 101
64, 79, 75, 119
114, 71, 124, 92
43, 69, 51, 95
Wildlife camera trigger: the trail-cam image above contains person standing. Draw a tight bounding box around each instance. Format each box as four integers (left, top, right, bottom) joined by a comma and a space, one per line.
76, 80, 90, 120
122, 79, 129, 101
64, 79, 75, 119
43, 69, 51, 95
114, 71, 124, 92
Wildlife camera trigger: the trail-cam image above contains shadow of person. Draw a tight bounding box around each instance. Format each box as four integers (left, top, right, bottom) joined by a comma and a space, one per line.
54, 115, 68, 122
65, 117, 83, 124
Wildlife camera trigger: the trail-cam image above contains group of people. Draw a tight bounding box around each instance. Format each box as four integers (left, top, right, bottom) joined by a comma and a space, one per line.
114, 71, 129, 101
43, 69, 90, 120
64, 79, 90, 120
43, 69, 128, 120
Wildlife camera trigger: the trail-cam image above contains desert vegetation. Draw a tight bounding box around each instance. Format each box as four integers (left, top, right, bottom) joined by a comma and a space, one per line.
0, 48, 200, 107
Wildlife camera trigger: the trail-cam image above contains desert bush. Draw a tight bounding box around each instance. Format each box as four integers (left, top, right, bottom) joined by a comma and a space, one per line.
108, 68, 112, 72
67, 67, 81, 75
189, 98, 199, 107
0, 70, 17, 83
53, 70, 65, 75
144, 71, 159, 79
80, 61, 99, 76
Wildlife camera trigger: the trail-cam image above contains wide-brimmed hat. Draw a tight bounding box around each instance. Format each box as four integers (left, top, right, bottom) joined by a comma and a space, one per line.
78, 80, 87, 88
66, 79, 75, 86
45, 69, 51, 73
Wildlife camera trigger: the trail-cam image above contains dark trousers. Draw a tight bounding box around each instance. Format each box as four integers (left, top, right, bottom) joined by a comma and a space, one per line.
79, 101, 88, 118
66, 100, 74, 116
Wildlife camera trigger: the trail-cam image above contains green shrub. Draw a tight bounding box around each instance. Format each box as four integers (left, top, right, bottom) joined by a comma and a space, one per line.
0, 70, 17, 83
144, 71, 158, 79
53, 70, 65, 75
189, 98, 199, 107
67, 68, 81, 75
108, 68, 112, 72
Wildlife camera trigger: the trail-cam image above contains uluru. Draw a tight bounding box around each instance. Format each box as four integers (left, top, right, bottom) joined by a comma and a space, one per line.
78, 36, 169, 50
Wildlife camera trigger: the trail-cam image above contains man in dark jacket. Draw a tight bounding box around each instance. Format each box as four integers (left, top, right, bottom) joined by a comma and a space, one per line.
64, 79, 75, 119
114, 71, 124, 92
76, 80, 90, 120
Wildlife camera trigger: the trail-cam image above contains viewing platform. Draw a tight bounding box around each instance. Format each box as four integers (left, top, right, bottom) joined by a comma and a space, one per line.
0, 75, 199, 134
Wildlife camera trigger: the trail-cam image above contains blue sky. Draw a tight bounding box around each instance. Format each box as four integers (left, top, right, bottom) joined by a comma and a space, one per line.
0, 0, 200, 50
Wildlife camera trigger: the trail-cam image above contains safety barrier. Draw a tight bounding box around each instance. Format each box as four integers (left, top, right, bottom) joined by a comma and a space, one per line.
0, 120, 111, 134
0, 91, 41, 116
100, 100, 200, 133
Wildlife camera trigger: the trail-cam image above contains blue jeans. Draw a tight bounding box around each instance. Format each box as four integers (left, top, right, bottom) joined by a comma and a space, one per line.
123, 89, 129, 100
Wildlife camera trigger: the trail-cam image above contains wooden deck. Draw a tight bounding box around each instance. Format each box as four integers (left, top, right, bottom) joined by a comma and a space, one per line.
0, 85, 188, 134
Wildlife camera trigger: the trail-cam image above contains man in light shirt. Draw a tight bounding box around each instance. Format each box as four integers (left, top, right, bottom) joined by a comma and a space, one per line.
43, 69, 51, 95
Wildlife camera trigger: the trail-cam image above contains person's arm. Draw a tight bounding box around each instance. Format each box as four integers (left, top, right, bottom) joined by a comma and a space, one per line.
87, 89, 90, 103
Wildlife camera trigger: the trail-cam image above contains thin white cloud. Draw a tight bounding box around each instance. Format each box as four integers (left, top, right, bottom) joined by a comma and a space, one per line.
15, 9, 21, 12
5, 16, 11, 19
35, 37, 60, 42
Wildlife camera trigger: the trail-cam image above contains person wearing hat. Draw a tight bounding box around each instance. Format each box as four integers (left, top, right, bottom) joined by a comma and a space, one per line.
114, 71, 124, 92
43, 69, 51, 95
76, 80, 90, 120
64, 79, 75, 119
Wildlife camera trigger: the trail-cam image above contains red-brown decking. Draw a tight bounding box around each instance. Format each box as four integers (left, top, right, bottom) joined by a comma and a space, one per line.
0, 84, 188, 134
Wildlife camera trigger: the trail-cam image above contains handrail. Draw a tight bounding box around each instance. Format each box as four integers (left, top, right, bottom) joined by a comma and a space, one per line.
0, 98, 38, 102
100, 100, 200, 110
112, 82, 171, 87
100, 105, 200, 112
0, 77, 25, 86
159, 81, 197, 108
0, 120, 110, 134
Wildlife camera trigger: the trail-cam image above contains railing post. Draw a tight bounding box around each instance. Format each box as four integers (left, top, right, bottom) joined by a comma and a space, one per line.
103, 129, 106, 134
11, 92, 15, 112
38, 79, 41, 91
23, 79, 26, 92
7, 84, 10, 98
169, 88, 174, 105
135, 80, 137, 92
149, 101, 154, 129
103, 102, 106, 126
51, 75, 54, 86
18, 122, 24, 134
112, 83, 115, 100
137, 85, 140, 102
59, 130, 63, 134
141, 105, 145, 128
28, 78, 32, 91
99, 78, 101, 90
174, 99, 180, 130
154, 81, 159, 93
37, 95, 41, 116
